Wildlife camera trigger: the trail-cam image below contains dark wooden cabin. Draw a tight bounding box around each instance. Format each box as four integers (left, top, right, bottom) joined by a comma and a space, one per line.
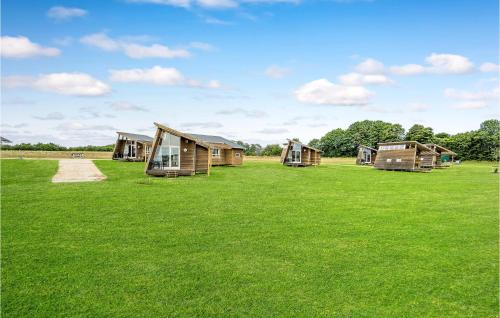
112, 132, 153, 162
187, 134, 244, 166
280, 140, 321, 167
356, 145, 377, 165
422, 144, 457, 168
145, 123, 211, 177
374, 141, 437, 172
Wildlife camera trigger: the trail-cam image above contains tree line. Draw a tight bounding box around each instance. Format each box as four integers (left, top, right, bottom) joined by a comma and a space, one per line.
1, 143, 115, 152
308, 119, 499, 161
2, 119, 498, 160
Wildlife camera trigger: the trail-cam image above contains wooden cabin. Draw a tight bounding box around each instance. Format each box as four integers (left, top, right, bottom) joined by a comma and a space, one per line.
280, 140, 321, 167
186, 134, 244, 166
112, 132, 153, 162
145, 123, 212, 177
374, 141, 437, 171
423, 144, 457, 168
356, 145, 377, 165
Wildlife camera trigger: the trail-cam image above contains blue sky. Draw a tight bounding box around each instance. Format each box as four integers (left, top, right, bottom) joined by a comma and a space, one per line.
1, 0, 498, 146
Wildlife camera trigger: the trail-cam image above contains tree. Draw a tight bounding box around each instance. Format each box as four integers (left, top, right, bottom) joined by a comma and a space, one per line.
479, 119, 500, 136
318, 128, 350, 157
261, 144, 282, 156
405, 124, 434, 143
308, 138, 320, 149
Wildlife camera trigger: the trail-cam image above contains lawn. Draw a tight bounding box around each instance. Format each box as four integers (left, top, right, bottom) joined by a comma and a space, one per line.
1, 159, 498, 317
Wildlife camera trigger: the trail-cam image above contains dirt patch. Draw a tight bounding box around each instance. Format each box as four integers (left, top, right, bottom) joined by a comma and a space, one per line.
52, 159, 106, 183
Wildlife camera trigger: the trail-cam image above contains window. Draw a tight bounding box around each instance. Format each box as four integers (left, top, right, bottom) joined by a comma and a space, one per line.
379, 144, 406, 151
386, 158, 392, 163
396, 158, 402, 162
235, 152, 241, 158
212, 148, 220, 157
152, 132, 180, 170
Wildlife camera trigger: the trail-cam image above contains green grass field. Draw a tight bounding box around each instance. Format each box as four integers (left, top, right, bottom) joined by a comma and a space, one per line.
1, 159, 498, 317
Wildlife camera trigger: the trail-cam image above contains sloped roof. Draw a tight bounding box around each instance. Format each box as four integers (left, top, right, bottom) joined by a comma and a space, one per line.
117, 132, 153, 143
288, 139, 322, 152
359, 145, 377, 152
153, 123, 210, 149
425, 143, 457, 155
378, 141, 437, 154
187, 133, 245, 149
1, 137, 12, 143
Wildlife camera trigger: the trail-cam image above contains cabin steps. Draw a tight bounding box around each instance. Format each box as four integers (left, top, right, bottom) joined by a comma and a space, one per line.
165, 171, 179, 178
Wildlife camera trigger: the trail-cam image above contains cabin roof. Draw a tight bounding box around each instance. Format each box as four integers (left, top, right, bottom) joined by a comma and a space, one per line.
1, 137, 12, 143
153, 123, 210, 149
287, 139, 322, 152
425, 143, 457, 155
378, 141, 437, 154
116, 132, 153, 143
359, 145, 377, 152
186, 133, 245, 149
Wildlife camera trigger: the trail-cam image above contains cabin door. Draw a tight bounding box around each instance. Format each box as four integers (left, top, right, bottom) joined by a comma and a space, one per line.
291, 150, 301, 163
364, 151, 371, 163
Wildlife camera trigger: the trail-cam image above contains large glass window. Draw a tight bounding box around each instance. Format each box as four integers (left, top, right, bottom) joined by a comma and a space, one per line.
152, 132, 180, 169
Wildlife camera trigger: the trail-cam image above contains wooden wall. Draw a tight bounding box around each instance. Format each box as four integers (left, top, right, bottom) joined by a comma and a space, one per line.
374, 148, 417, 170
195, 145, 209, 172
211, 147, 226, 165
180, 137, 196, 171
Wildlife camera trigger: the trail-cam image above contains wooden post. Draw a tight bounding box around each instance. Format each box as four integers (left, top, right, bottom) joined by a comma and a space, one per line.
145, 127, 162, 174
207, 146, 212, 176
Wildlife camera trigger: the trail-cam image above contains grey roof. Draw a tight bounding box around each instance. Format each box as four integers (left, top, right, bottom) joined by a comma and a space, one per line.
186, 133, 245, 149
117, 132, 153, 143
288, 139, 322, 152
1, 137, 12, 143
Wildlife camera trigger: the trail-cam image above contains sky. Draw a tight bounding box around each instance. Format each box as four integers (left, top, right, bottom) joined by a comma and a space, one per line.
1, 0, 499, 146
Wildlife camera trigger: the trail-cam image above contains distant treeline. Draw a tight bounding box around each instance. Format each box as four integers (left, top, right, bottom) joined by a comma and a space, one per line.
2, 119, 498, 160
1, 143, 115, 152
235, 119, 499, 161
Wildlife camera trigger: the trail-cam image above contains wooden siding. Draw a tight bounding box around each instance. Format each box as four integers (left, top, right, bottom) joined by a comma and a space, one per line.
180, 137, 196, 171
374, 148, 419, 170
211, 146, 226, 165
195, 145, 209, 172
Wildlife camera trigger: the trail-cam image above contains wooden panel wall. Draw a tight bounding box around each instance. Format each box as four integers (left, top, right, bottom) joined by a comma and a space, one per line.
374, 149, 416, 170
195, 145, 209, 172
180, 137, 195, 171
211, 147, 226, 165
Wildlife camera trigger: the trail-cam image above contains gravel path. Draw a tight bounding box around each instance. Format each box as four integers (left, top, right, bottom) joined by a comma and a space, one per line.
52, 159, 106, 183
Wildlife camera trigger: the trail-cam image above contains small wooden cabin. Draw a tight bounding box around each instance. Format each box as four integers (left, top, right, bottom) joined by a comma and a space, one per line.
423, 144, 457, 168
112, 132, 153, 162
374, 141, 437, 171
187, 134, 244, 166
356, 145, 377, 165
280, 140, 321, 166
145, 123, 211, 177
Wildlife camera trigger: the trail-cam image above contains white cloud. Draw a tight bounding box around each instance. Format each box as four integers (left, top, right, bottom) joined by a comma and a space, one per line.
294, 79, 373, 106
338, 72, 393, 86
480, 62, 500, 73
80, 33, 120, 51
109, 66, 184, 85
196, 0, 238, 8
204, 17, 232, 25
3, 73, 111, 96
109, 65, 220, 89
110, 101, 148, 112
181, 122, 223, 128
265, 65, 291, 79
425, 53, 474, 74
127, 0, 191, 8
1, 36, 60, 59
408, 102, 431, 112
389, 64, 426, 76
390, 53, 474, 76
47, 6, 87, 21
444, 87, 499, 110
33, 112, 65, 120
122, 43, 190, 58
80, 33, 190, 59
216, 108, 267, 117
256, 128, 288, 134
56, 122, 116, 131
189, 41, 216, 51
355, 58, 385, 74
